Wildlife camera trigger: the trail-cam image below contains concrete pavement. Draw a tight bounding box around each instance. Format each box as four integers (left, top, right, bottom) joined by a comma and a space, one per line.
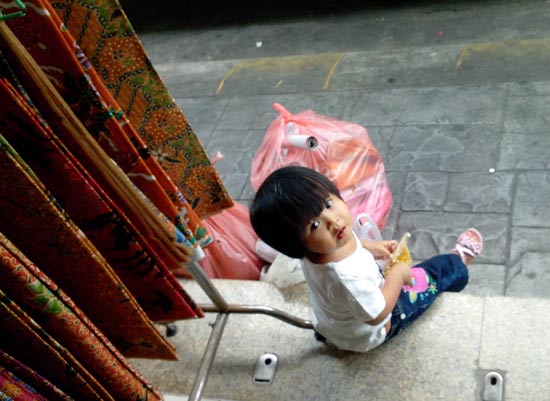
122, 1, 550, 399
128, 0, 550, 298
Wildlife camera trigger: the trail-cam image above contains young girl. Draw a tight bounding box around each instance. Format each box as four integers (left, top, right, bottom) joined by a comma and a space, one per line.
250, 166, 483, 353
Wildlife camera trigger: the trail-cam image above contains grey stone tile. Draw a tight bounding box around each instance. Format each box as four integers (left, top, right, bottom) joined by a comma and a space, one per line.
217, 93, 355, 131
364, 126, 394, 159
174, 97, 228, 146
513, 172, 550, 227
498, 132, 550, 170
510, 227, 550, 266
381, 171, 407, 239
462, 264, 506, 296
401, 172, 448, 211
508, 80, 550, 96
139, 32, 182, 65
504, 96, 550, 133
216, 54, 345, 96
507, 252, 550, 297
154, 60, 239, 98
388, 125, 501, 172
239, 183, 256, 205
165, 80, 227, 99
205, 129, 264, 178
396, 212, 507, 264
330, 45, 463, 91
280, 92, 355, 119
342, 85, 506, 126
446, 172, 513, 213
480, 297, 550, 401
217, 173, 248, 200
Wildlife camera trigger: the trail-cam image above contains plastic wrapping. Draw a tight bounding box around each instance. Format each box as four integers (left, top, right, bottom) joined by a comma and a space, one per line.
199, 202, 264, 280
250, 103, 392, 228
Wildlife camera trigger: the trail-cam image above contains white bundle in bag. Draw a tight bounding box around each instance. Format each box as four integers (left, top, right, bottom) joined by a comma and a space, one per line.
259, 253, 305, 288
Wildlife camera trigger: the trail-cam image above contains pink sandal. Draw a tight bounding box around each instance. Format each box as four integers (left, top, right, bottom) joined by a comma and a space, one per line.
452, 228, 483, 264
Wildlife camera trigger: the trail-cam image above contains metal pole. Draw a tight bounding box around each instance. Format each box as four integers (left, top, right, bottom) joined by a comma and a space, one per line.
187, 313, 228, 401
199, 304, 313, 330
186, 260, 229, 311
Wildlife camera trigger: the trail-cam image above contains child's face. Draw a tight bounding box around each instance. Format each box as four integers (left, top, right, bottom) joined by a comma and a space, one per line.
302, 194, 354, 259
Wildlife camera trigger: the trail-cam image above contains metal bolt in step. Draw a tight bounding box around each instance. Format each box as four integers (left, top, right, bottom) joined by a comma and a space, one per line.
483, 371, 504, 401
253, 353, 278, 384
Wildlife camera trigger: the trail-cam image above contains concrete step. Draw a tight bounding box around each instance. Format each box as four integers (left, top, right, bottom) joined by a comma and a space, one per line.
132, 279, 550, 401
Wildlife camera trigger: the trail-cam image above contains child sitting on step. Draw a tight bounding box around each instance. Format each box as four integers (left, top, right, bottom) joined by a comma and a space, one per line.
249, 166, 483, 352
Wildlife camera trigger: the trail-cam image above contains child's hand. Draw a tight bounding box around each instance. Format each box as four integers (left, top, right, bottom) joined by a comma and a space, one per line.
361, 240, 397, 260
391, 262, 414, 286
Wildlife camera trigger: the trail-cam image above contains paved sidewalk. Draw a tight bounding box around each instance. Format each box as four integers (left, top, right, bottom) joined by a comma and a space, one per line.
129, 0, 550, 299
133, 279, 550, 401
120, 2, 550, 400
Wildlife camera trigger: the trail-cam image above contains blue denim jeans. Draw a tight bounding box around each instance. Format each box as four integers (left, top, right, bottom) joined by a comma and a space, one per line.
384, 254, 468, 342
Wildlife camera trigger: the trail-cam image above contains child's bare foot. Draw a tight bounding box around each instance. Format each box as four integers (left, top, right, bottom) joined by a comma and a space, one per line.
451, 228, 483, 265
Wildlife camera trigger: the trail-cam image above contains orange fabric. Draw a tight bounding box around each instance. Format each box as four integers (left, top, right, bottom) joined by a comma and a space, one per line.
50, 0, 233, 219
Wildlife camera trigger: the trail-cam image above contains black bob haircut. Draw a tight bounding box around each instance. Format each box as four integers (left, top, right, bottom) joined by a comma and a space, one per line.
250, 166, 341, 259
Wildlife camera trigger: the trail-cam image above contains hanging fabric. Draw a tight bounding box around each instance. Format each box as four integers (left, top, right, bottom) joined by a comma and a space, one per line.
0, 21, 195, 275
0, 65, 200, 322
0, 135, 178, 360
0, 233, 164, 399
49, 0, 233, 219
0, 0, 252, 397
0, 366, 49, 401
0, 289, 114, 400
0, 349, 72, 401
2, 0, 212, 252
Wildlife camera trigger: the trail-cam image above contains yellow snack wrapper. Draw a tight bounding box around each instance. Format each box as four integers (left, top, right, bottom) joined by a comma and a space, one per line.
386, 232, 412, 273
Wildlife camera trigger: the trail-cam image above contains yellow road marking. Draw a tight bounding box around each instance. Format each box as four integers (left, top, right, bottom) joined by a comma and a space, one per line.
323, 53, 345, 90
454, 38, 550, 79
216, 53, 345, 95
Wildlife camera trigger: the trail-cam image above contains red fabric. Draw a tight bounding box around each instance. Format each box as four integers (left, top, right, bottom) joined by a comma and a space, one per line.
0, 233, 163, 400
0, 133, 177, 360
0, 77, 199, 321
0, 290, 113, 401
0, 367, 49, 401
0, 349, 72, 401
49, 0, 232, 219
5, 0, 212, 250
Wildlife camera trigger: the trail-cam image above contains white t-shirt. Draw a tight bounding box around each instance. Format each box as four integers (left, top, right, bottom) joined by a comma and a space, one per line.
302, 233, 390, 352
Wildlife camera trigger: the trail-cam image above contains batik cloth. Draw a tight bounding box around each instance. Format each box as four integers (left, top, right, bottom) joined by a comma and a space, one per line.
3, 0, 212, 248
0, 234, 163, 400
0, 69, 201, 321
0, 366, 49, 401
0, 349, 73, 401
0, 134, 178, 360
0, 290, 114, 400
50, 0, 233, 218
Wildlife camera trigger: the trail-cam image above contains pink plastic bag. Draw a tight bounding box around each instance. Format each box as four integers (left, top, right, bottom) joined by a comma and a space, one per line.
199, 202, 264, 280
250, 103, 392, 228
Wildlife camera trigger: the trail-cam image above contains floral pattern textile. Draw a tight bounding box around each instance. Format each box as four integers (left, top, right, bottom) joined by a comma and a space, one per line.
0, 349, 73, 401
0, 73, 201, 321
0, 134, 178, 360
0, 290, 113, 400
0, 22, 200, 276
50, 0, 233, 218
0, 233, 163, 401
3, 0, 212, 249
0, 367, 48, 401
